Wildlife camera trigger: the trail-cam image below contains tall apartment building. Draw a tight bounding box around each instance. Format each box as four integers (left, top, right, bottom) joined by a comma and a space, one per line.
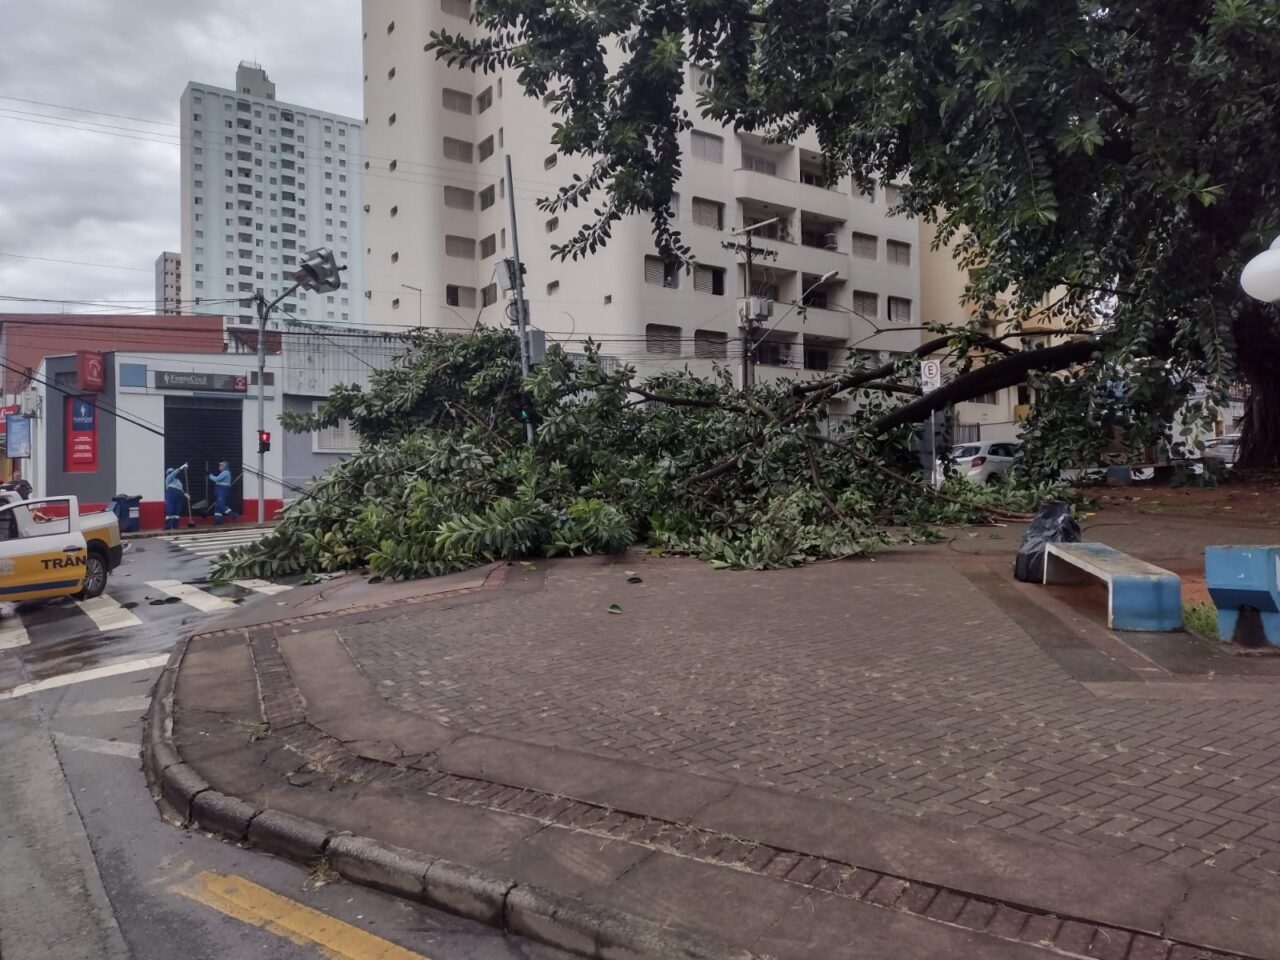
154, 251, 181, 313
179, 62, 365, 329
361, 2, 926, 391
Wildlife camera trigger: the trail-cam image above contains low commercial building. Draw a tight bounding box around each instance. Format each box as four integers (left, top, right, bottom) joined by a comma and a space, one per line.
27, 350, 286, 527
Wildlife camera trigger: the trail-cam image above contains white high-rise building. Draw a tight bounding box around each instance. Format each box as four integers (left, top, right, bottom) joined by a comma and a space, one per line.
361, 4, 928, 390
154, 251, 181, 313
179, 63, 365, 328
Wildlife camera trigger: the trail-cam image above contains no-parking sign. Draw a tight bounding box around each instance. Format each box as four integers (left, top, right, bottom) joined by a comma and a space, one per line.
920, 358, 943, 393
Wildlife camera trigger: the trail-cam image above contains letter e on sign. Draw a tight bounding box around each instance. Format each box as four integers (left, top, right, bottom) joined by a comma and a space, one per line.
920, 359, 943, 393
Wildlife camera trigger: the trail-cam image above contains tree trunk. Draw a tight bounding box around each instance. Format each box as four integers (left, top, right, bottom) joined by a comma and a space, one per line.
1233, 308, 1280, 469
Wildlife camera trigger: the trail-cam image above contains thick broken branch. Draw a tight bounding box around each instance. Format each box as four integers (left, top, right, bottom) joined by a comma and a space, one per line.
869, 338, 1101, 436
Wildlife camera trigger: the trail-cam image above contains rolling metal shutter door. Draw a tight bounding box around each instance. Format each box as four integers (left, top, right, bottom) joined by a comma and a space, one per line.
163, 397, 245, 513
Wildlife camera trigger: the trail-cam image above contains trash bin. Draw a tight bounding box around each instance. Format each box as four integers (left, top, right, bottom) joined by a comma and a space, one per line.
111, 494, 142, 533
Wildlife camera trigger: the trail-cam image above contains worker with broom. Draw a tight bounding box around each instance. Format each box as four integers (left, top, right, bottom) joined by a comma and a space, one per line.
208, 459, 239, 525
163, 463, 188, 530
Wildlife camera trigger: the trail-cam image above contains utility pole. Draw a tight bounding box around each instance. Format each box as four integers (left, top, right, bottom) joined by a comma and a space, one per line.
400, 283, 423, 327
253, 290, 272, 526
504, 154, 534, 443
722, 220, 779, 388
249, 248, 344, 524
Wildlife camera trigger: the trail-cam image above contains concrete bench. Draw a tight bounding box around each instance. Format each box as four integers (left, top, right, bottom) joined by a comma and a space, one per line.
1043, 542, 1182, 632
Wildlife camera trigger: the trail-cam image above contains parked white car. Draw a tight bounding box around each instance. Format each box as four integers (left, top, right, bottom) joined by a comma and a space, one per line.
1202, 434, 1240, 465
941, 441, 1021, 485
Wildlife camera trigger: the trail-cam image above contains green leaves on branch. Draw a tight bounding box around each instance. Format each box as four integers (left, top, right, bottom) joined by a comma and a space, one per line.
210, 329, 1041, 583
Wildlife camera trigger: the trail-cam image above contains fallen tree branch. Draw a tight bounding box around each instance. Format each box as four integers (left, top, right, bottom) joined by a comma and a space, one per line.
815, 434, 1032, 522
869, 338, 1101, 436
805, 441, 857, 531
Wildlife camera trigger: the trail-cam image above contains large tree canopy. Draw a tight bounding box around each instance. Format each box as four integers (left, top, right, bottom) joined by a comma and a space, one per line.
213, 329, 1061, 582
431, 0, 1280, 464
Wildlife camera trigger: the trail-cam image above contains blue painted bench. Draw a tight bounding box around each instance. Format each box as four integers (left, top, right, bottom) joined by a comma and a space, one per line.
1205, 546, 1280, 647
1042, 542, 1183, 632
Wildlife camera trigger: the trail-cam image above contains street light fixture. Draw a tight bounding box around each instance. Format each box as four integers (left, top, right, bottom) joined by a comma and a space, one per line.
252, 246, 345, 524
1241, 235, 1280, 303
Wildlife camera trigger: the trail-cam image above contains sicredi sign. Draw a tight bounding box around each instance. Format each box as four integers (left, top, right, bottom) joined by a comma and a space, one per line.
153, 370, 249, 393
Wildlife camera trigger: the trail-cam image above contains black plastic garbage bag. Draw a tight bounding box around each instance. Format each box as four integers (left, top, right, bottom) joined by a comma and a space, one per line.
1013, 501, 1081, 582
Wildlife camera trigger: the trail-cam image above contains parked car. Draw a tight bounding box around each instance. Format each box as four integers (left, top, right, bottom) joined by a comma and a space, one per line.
940, 441, 1021, 485
1202, 434, 1240, 465
0, 494, 123, 602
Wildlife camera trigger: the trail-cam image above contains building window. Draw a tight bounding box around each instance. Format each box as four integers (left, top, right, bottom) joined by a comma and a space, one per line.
388, 113, 396, 125
973, 391, 999, 405
693, 265, 726, 296
690, 130, 724, 163
886, 240, 911, 266
390, 205, 398, 217
545, 217, 559, 233
392, 297, 401, 309
443, 137, 473, 162
312, 407, 359, 453
691, 197, 724, 230
477, 86, 494, 113
888, 296, 912, 324
546, 281, 559, 296
478, 135, 494, 160
850, 232, 878, 260
442, 88, 472, 114
885, 183, 903, 207
386, 19, 395, 33
445, 235, 476, 259
543, 153, 557, 170
804, 345, 832, 371
643, 256, 679, 289
387, 67, 396, 80
479, 185, 496, 209
481, 282, 498, 306
851, 290, 878, 320
446, 284, 477, 308
694, 329, 727, 359
389, 158, 397, 171
441, 0, 470, 15
479, 234, 496, 258
391, 252, 399, 263
741, 151, 777, 176
443, 186, 475, 209
646, 323, 682, 355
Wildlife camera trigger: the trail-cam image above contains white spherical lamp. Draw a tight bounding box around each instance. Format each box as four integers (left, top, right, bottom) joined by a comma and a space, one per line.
1241, 235, 1280, 303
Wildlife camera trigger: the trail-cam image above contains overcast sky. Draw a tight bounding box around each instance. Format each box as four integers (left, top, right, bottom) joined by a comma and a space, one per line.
0, 0, 362, 314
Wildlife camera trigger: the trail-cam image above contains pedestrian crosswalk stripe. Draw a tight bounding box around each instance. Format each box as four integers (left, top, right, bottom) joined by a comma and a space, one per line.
75, 594, 144, 632
146, 580, 237, 613
0, 653, 169, 700
230, 579, 292, 596
0, 614, 29, 650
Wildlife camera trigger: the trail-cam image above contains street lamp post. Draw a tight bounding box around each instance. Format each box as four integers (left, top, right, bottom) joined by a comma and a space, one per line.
251, 247, 344, 524
1241, 235, 1280, 303
401, 283, 423, 327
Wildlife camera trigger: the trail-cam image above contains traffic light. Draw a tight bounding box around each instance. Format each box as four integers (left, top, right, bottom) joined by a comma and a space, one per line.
258, 430, 271, 454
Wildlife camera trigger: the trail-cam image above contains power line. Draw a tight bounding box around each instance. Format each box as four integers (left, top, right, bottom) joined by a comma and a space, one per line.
0, 252, 156, 273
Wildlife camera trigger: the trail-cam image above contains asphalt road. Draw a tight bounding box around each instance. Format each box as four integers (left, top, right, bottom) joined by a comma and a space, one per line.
0, 530, 571, 960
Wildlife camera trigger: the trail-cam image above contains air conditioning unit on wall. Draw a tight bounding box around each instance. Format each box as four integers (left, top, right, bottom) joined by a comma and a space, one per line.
824, 233, 839, 250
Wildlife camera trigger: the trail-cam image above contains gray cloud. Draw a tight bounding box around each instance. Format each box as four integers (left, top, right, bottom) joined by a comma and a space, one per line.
0, 0, 362, 314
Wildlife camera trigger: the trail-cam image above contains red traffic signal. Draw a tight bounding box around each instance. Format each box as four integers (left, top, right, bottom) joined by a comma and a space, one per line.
257, 430, 271, 454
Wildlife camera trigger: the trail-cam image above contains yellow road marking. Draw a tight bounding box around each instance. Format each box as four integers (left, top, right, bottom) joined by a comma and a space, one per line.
171, 870, 431, 959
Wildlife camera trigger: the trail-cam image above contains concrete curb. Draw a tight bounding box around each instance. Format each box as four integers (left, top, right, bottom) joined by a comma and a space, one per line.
143, 637, 754, 960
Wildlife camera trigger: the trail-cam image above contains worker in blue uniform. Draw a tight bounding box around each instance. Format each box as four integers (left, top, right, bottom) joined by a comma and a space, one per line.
208, 460, 238, 525
163, 463, 187, 530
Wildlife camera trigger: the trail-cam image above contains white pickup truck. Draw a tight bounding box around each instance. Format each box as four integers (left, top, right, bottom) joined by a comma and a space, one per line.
0, 493, 124, 603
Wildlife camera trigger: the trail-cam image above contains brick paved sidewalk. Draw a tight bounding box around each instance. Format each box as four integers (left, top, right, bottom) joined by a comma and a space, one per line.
346, 550, 1280, 887
152, 516, 1280, 959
